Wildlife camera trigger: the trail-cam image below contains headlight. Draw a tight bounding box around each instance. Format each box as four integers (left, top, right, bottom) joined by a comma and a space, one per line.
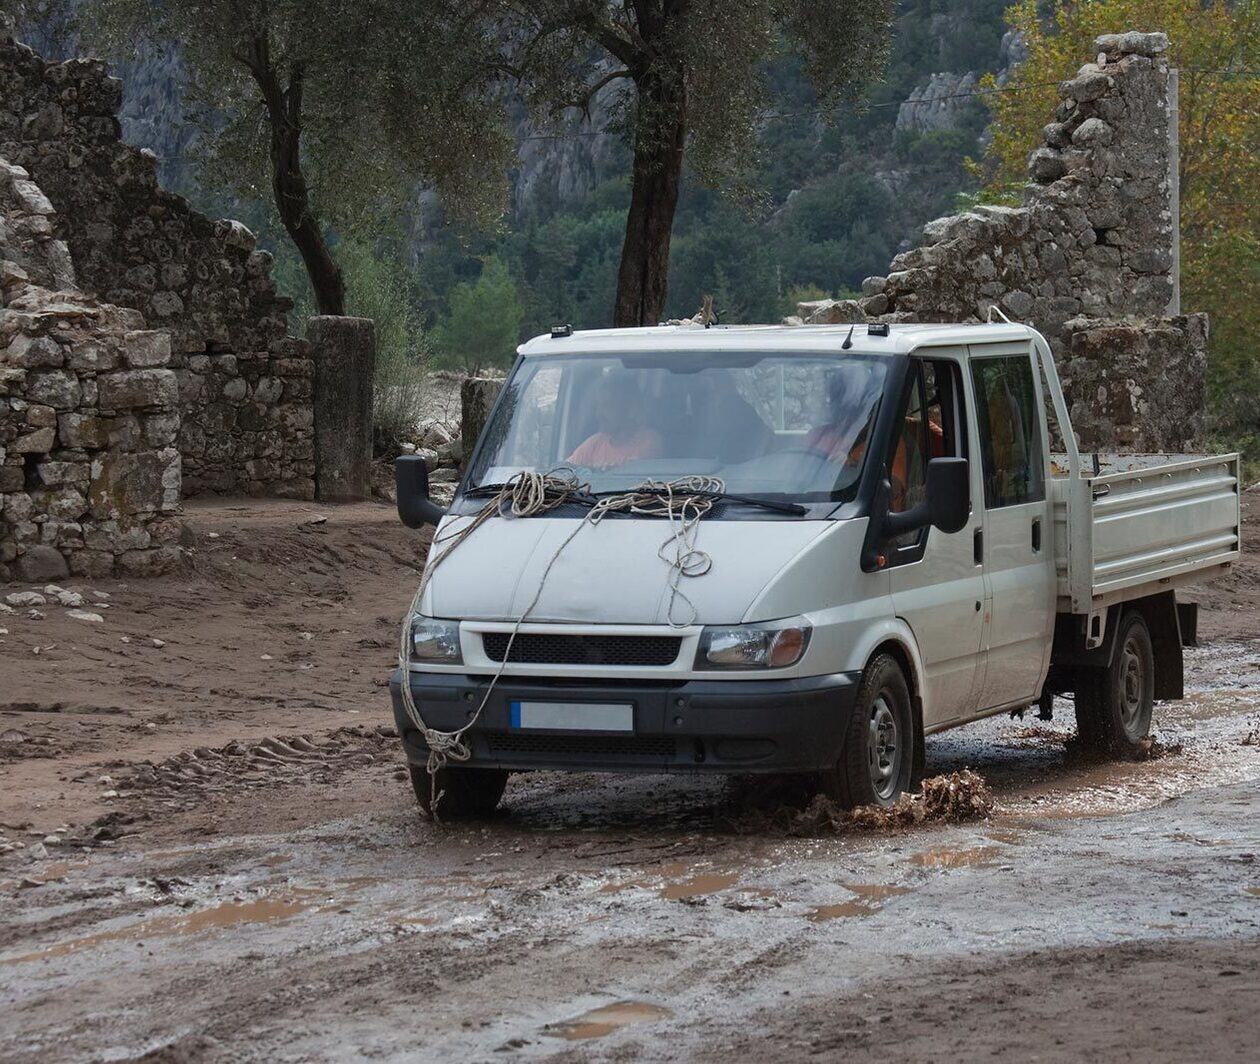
696, 618, 811, 670
410, 617, 462, 663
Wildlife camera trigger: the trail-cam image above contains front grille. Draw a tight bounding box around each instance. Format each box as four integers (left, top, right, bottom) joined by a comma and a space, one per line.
481, 632, 681, 667
485, 732, 676, 758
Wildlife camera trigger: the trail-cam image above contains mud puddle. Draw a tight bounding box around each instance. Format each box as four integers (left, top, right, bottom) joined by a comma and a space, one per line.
807, 883, 913, 922
909, 845, 1005, 869
546, 1001, 674, 1041
3, 887, 329, 966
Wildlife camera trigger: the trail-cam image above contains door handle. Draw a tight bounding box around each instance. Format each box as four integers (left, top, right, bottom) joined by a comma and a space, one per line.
973, 527, 983, 565
1031, 517, 1042, 553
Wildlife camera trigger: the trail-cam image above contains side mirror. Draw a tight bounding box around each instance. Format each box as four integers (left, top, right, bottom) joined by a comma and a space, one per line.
395, 456, 447, 528
926, 457, 970, 534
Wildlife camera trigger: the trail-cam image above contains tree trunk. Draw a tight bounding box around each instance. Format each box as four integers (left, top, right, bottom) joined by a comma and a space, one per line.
248, 46, 346, 316
613, 74, 687, 327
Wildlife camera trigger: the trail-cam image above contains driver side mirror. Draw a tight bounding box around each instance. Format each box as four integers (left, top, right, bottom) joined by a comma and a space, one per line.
878, 456, 971, 542
395, 456, 447, 528
925, 457, 970, 534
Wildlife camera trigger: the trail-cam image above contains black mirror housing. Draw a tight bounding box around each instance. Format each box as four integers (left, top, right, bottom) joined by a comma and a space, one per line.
395, 456, 447, 528
927, 457, 970, 534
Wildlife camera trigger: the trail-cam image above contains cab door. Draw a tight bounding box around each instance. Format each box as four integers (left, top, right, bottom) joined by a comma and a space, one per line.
887, 354, 987, 728
968, 344, 1056, 711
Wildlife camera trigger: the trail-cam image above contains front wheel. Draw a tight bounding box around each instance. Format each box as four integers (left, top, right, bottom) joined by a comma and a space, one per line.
818, 654, 915, 809
408, 763, 508, 819
1074, 610, 1155, 758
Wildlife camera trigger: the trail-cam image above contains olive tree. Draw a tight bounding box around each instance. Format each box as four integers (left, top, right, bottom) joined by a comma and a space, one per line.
85, 0, 511, 315
495, 1, 895, 326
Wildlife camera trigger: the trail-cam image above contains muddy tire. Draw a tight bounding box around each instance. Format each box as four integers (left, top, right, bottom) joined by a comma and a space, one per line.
1074, 610, 1155, 759
408, 764, 508, 819
818, 653, 915, 810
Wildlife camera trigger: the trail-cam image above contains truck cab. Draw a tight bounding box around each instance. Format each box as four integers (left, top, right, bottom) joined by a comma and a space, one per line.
390, 323, 1240, 818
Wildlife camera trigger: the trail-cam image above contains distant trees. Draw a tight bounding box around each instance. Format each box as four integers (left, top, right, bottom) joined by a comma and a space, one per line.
435, 258, 523, 373
495, 1, 896, 326
86, 0, 510, 316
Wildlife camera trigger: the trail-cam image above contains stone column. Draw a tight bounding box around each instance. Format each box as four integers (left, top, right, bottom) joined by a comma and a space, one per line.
308, 316, 374, 501
459, 376, 504, 470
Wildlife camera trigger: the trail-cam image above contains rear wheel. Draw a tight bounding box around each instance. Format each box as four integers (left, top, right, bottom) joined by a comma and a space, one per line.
408, 763, 508, 819
1074, 610, 1155, 758
819, 653, 915, 809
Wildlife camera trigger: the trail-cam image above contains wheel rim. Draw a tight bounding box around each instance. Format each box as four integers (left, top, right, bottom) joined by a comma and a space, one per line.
868, 694, 902, 801
1118, 636, 1147, 737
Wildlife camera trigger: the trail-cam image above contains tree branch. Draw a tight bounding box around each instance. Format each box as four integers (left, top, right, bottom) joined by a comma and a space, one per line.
564, 67, 631, 117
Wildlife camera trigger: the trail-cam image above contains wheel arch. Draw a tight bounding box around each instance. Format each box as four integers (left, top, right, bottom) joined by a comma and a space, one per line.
865, 634, 927, 788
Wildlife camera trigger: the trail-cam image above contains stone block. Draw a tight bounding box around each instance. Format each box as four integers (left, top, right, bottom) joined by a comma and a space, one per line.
1095, 31, 1168, 57
88, 449, 173, 518
37, 461, 88, 487
8, 334, 64, 368
98, 369, 178, 410
12, 425, 55, 453
26, 370, 80, 410
123, 330, 172, 368
25, 404, 57, 428
16, 544, 68, 582
59, 413, 109, 449
68, 549, 115, 578
116, 546, 181, 577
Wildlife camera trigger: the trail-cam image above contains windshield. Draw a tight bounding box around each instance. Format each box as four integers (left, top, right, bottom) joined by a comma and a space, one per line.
466, 351, 889, 503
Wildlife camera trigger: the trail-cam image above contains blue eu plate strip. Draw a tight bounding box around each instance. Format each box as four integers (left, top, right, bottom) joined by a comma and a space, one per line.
509, 701, 522, 729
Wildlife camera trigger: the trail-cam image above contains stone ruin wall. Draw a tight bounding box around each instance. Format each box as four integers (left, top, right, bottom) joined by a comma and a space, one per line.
1, 160, 181, 582
793, 31, 1206, 453
0, 34, 314, 499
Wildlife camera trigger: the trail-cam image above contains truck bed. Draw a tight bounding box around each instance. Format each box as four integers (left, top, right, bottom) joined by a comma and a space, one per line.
1050, 452, 1241, 614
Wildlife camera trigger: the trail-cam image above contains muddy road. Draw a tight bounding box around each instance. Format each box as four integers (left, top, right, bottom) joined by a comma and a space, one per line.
2, 497, 1259, 1062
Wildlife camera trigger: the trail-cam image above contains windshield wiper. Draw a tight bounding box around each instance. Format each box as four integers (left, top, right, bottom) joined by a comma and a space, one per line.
463, 483, 600, 507
593, 486, 807, 516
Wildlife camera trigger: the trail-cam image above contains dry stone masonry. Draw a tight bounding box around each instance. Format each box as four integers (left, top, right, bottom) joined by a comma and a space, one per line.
0, 33, 314, 499
794, 31, 1207, 453
1, 162, 181, 582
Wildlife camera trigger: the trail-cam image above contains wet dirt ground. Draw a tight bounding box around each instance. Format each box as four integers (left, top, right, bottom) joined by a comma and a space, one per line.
1, 495, 1259, 1061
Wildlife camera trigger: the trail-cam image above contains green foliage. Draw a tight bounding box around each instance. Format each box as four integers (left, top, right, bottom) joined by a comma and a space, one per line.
433, 257, 524, 373
82, 0, 511, 307
337, 241, 431, 452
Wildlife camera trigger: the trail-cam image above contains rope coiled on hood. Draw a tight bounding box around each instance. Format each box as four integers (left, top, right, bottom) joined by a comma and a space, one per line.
396, 469, 722, 817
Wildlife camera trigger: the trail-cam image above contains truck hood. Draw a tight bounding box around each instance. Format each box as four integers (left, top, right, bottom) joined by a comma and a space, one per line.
422, 514, 831, 626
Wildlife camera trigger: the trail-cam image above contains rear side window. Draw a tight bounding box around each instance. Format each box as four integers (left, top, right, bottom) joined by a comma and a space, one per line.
970, 355, 1045, 508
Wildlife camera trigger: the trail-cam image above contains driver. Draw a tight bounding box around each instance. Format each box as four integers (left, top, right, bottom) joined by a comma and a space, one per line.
805, 367, 943, 511
568, 374, 664, 469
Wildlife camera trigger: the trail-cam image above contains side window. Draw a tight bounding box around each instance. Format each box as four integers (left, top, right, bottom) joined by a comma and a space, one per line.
889, 359, 967, 547
890, 367, 927, 519
970, 355, 1045, 508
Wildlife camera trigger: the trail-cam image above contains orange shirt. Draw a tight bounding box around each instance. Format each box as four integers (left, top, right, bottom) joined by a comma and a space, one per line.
568, 428, 664, 469
806, 418, 945, 511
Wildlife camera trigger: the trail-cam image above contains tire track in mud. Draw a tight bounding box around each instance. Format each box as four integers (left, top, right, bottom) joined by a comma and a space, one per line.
113, 726, 402, 811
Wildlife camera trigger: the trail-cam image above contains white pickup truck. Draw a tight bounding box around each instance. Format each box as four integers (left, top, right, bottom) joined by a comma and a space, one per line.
390, 322, 1240, 817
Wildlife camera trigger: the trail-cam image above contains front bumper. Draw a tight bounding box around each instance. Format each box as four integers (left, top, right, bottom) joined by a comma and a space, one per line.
389, 669, 859, 774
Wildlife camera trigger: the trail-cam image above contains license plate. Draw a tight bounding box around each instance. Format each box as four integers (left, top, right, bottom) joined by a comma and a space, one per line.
508, 701, 634, 732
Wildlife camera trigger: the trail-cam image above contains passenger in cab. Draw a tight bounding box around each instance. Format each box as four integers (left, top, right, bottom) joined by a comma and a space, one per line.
568, 375, 664, 469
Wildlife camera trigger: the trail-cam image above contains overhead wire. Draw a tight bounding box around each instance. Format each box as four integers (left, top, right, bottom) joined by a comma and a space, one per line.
519, 67, 1260, 141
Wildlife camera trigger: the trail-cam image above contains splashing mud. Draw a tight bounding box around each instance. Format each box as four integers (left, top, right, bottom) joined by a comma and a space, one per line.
726, 770, 995, 836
